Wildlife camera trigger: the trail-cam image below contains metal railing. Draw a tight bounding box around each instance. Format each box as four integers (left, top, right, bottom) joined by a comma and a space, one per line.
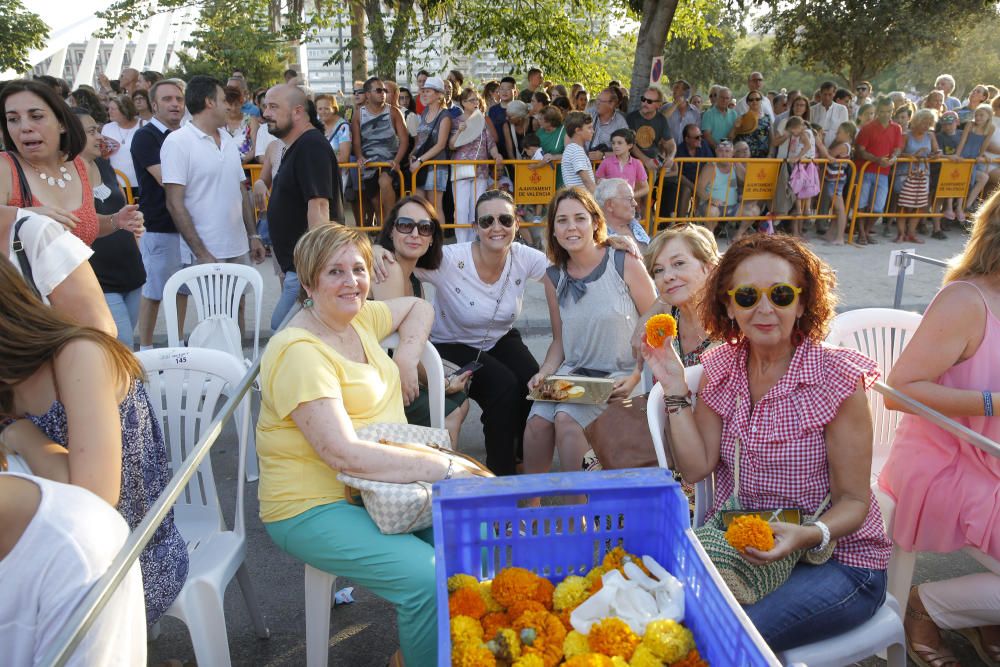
892, 250, 949, 308
39, 357, 261, 667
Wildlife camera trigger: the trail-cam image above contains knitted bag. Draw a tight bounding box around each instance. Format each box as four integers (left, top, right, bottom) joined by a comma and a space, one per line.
693, 438, 836, 605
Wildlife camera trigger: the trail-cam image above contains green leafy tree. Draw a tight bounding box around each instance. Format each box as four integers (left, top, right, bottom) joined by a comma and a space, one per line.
0, 0, 49, 74
756, 0, 995, 88
173, 0, 292, 86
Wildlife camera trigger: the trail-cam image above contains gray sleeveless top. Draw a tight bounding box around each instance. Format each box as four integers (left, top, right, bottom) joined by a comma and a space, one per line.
545, 248, 638, 379
360, 106, 398, 175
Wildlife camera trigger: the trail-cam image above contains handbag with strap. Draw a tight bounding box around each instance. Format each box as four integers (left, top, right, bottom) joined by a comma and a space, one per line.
693, 437, 836, 605
586, 394, 658, 469
337, 423, 492, 534
12, 216, 42, 300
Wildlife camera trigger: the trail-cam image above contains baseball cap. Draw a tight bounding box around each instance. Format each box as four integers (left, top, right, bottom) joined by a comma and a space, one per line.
940, 111, 958, 124
422, 76, 446, 93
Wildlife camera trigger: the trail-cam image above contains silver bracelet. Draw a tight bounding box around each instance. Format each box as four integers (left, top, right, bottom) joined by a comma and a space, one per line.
808, 520, 831, 553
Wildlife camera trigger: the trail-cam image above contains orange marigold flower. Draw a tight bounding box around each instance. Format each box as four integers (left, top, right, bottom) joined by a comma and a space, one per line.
672, 648, 709, 667
725, 514, 775, 553
557, 604, 578, 632
645, 313, 678, 348
512, 655, 545, 667
513, 610, 568, 667
533, 576, 555, 610
564, 653, 615, 667
451, 586, 488, 619
492, 567, 545, 608
452, 641, 497, 667
508, 599, 547, 620
587, 617, 640, 659
481, 611, 511, 639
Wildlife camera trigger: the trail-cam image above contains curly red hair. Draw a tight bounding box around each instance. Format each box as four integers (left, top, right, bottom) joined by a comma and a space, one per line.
699, 234, 838, 344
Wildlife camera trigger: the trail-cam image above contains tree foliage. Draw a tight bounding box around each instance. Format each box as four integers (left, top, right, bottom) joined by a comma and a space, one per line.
172, 0, 293, 86
756, 0, 996, 87
0, 0, 49, 74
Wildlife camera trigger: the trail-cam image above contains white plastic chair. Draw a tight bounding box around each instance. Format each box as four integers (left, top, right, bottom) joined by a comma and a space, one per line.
138, 348, 269, 666
303, 336, 447, 667
826, 307, 923, 479
163, 263, 265, 482
646, 365, 709, 524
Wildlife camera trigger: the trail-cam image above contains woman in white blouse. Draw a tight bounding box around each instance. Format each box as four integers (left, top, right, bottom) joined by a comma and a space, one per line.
101, 95, 143, 196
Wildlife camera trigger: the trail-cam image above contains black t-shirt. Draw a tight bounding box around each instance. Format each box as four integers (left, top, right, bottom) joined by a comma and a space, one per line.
90, 157, 146, 293
626, 110, 670, 159
267, 128, 343, 273
130, 122, 176, 233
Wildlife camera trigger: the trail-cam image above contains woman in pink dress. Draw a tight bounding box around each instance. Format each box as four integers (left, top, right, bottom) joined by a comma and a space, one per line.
880, 187, 1000, 667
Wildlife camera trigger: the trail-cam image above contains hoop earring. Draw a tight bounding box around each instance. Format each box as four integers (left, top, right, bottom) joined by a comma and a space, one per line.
727, 318, 742, 346
303, 297, 314, 308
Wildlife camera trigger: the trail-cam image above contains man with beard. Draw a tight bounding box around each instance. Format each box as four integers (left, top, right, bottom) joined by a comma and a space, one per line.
263, 84, 343, 329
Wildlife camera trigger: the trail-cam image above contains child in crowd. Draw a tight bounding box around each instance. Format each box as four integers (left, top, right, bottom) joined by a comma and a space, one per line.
956, 105, 996, 221
596, 128, 650, 199
560, 111, 596, 192
934, 111, 962, 223
785, 116, 820, 237
518, 133, 546, 247
521, 132, 543, 161
895, 108, 940, 243
819, 121, 856, 245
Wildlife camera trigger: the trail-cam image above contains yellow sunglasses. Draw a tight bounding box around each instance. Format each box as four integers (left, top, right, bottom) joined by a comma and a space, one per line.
727, 283, 802, 309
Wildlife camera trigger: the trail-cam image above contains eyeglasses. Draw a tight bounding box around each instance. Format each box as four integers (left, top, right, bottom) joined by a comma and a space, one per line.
727, 283, 802, 309
373, 87, 387, 94
640, 96, 659, 105
688, 133, 703, 139
477, 214, 516, 229
394, 217, 435, 237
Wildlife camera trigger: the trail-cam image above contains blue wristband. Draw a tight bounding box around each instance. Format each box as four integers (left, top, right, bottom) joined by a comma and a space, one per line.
984, 391, 994, 417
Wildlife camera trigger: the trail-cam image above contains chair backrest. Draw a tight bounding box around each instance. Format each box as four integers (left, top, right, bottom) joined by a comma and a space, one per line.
161, 263, 264, 360
137, 348, 251, 543
826, 308, 923, 480
380, 333, 446, 430
647, 365, 704, 470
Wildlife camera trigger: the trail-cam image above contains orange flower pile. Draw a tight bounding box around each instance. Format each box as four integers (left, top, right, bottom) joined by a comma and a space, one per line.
725, 514, 775, 553
645, 313, 678, 348
448, 557, 709, 666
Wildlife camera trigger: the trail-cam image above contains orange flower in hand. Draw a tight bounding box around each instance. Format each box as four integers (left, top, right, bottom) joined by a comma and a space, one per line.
645, 314, 678, 348
725, 514, 775, 553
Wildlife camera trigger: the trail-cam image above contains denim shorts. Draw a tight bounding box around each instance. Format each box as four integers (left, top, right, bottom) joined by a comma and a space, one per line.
139, 231, 183, 301
824, 175, 846, 198
418, 165, 450, 192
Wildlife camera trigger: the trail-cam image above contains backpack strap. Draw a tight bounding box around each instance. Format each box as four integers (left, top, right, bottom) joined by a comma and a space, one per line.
612, 248, 626, 279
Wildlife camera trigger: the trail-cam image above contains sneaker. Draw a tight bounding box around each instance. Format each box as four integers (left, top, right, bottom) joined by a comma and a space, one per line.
916, 220, 929, 235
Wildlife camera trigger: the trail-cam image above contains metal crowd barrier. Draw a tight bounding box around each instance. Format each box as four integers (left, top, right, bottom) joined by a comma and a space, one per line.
847, 157, 991, 242
38, 357, 261, 667
892, 250, 949, 309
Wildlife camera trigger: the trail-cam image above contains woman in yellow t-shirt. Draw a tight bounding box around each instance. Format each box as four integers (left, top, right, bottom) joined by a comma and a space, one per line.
257, 224, 463, 666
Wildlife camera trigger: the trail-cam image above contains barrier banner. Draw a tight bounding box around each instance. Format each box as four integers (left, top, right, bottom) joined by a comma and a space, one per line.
741, 162, 782, 201
514, 163, 557, 204
935, 161, 974, 199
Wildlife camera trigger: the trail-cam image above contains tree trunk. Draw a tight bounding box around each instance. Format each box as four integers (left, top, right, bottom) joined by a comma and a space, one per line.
364, 0, 414, 81
627, 0, 680, 112
350, 0, 368, 84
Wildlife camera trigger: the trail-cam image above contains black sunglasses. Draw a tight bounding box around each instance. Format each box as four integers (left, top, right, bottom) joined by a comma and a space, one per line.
640, 96, 660, 105
353, 89, 365, 95
373, 87, 387, 94
747, 97, 762, 102
394, 217, 435, 237
476, 214, 516, 229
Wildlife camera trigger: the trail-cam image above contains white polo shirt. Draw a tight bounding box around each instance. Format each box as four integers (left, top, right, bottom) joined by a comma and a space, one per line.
161, 121, 249, 262
810, 101, 849, 147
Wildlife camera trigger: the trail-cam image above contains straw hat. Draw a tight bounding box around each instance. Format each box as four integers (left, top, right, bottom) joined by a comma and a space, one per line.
734, 110, 759, 135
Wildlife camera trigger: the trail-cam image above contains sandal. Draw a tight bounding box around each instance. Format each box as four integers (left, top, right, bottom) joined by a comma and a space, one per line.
906, 234, 925, 244
906, 587, 962, 667
955, 627, 1000, 667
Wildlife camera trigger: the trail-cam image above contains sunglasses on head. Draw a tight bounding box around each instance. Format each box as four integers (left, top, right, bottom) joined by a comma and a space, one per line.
394, 217, 435, 237
477, 214, 516, 229
728, 283, 802, 309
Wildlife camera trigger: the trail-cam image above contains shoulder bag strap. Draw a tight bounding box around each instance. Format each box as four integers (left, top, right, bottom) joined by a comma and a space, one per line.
7, 152, 34, 206
12, 216, 42, 299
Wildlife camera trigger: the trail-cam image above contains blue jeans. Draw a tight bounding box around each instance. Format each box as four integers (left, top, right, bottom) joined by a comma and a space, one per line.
858, 173, 890, 213
270, 270, 300, 332
745, 559, 887, 651
265, 502, 437, 666
105, 288, 142, 348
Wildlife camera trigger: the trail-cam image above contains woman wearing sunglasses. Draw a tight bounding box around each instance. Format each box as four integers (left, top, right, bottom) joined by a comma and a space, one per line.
522, 187, 657, 475
413, 190, 548, 475
371, 196, 471, 446
642, 234, 890, 651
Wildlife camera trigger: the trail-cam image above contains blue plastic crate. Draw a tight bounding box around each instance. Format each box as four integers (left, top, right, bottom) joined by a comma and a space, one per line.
433, 468, 780, 666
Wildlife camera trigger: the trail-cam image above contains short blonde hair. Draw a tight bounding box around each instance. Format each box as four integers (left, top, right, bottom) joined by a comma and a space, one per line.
294, 224, 373, 302
911, 108, 937, 128
643, 224, 721, 277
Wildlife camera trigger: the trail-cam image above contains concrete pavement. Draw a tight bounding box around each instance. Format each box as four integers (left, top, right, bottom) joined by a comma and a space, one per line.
146, 230, 987, 666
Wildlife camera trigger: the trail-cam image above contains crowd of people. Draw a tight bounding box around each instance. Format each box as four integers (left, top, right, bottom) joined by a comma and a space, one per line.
0, 63, 997, 667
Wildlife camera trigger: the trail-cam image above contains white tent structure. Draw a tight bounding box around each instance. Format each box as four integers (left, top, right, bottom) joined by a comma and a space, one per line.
8, 1, 196, 89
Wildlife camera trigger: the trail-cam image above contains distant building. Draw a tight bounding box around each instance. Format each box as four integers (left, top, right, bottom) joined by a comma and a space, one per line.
31, 42, 172, 87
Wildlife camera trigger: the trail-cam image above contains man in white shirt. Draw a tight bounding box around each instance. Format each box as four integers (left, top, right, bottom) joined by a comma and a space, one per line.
735, 71, 775, 123
811, 81, 850, 147
162, 75, 265, 267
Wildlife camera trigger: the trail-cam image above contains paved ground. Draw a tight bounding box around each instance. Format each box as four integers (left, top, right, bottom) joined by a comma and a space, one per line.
146, 228, 989, 666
